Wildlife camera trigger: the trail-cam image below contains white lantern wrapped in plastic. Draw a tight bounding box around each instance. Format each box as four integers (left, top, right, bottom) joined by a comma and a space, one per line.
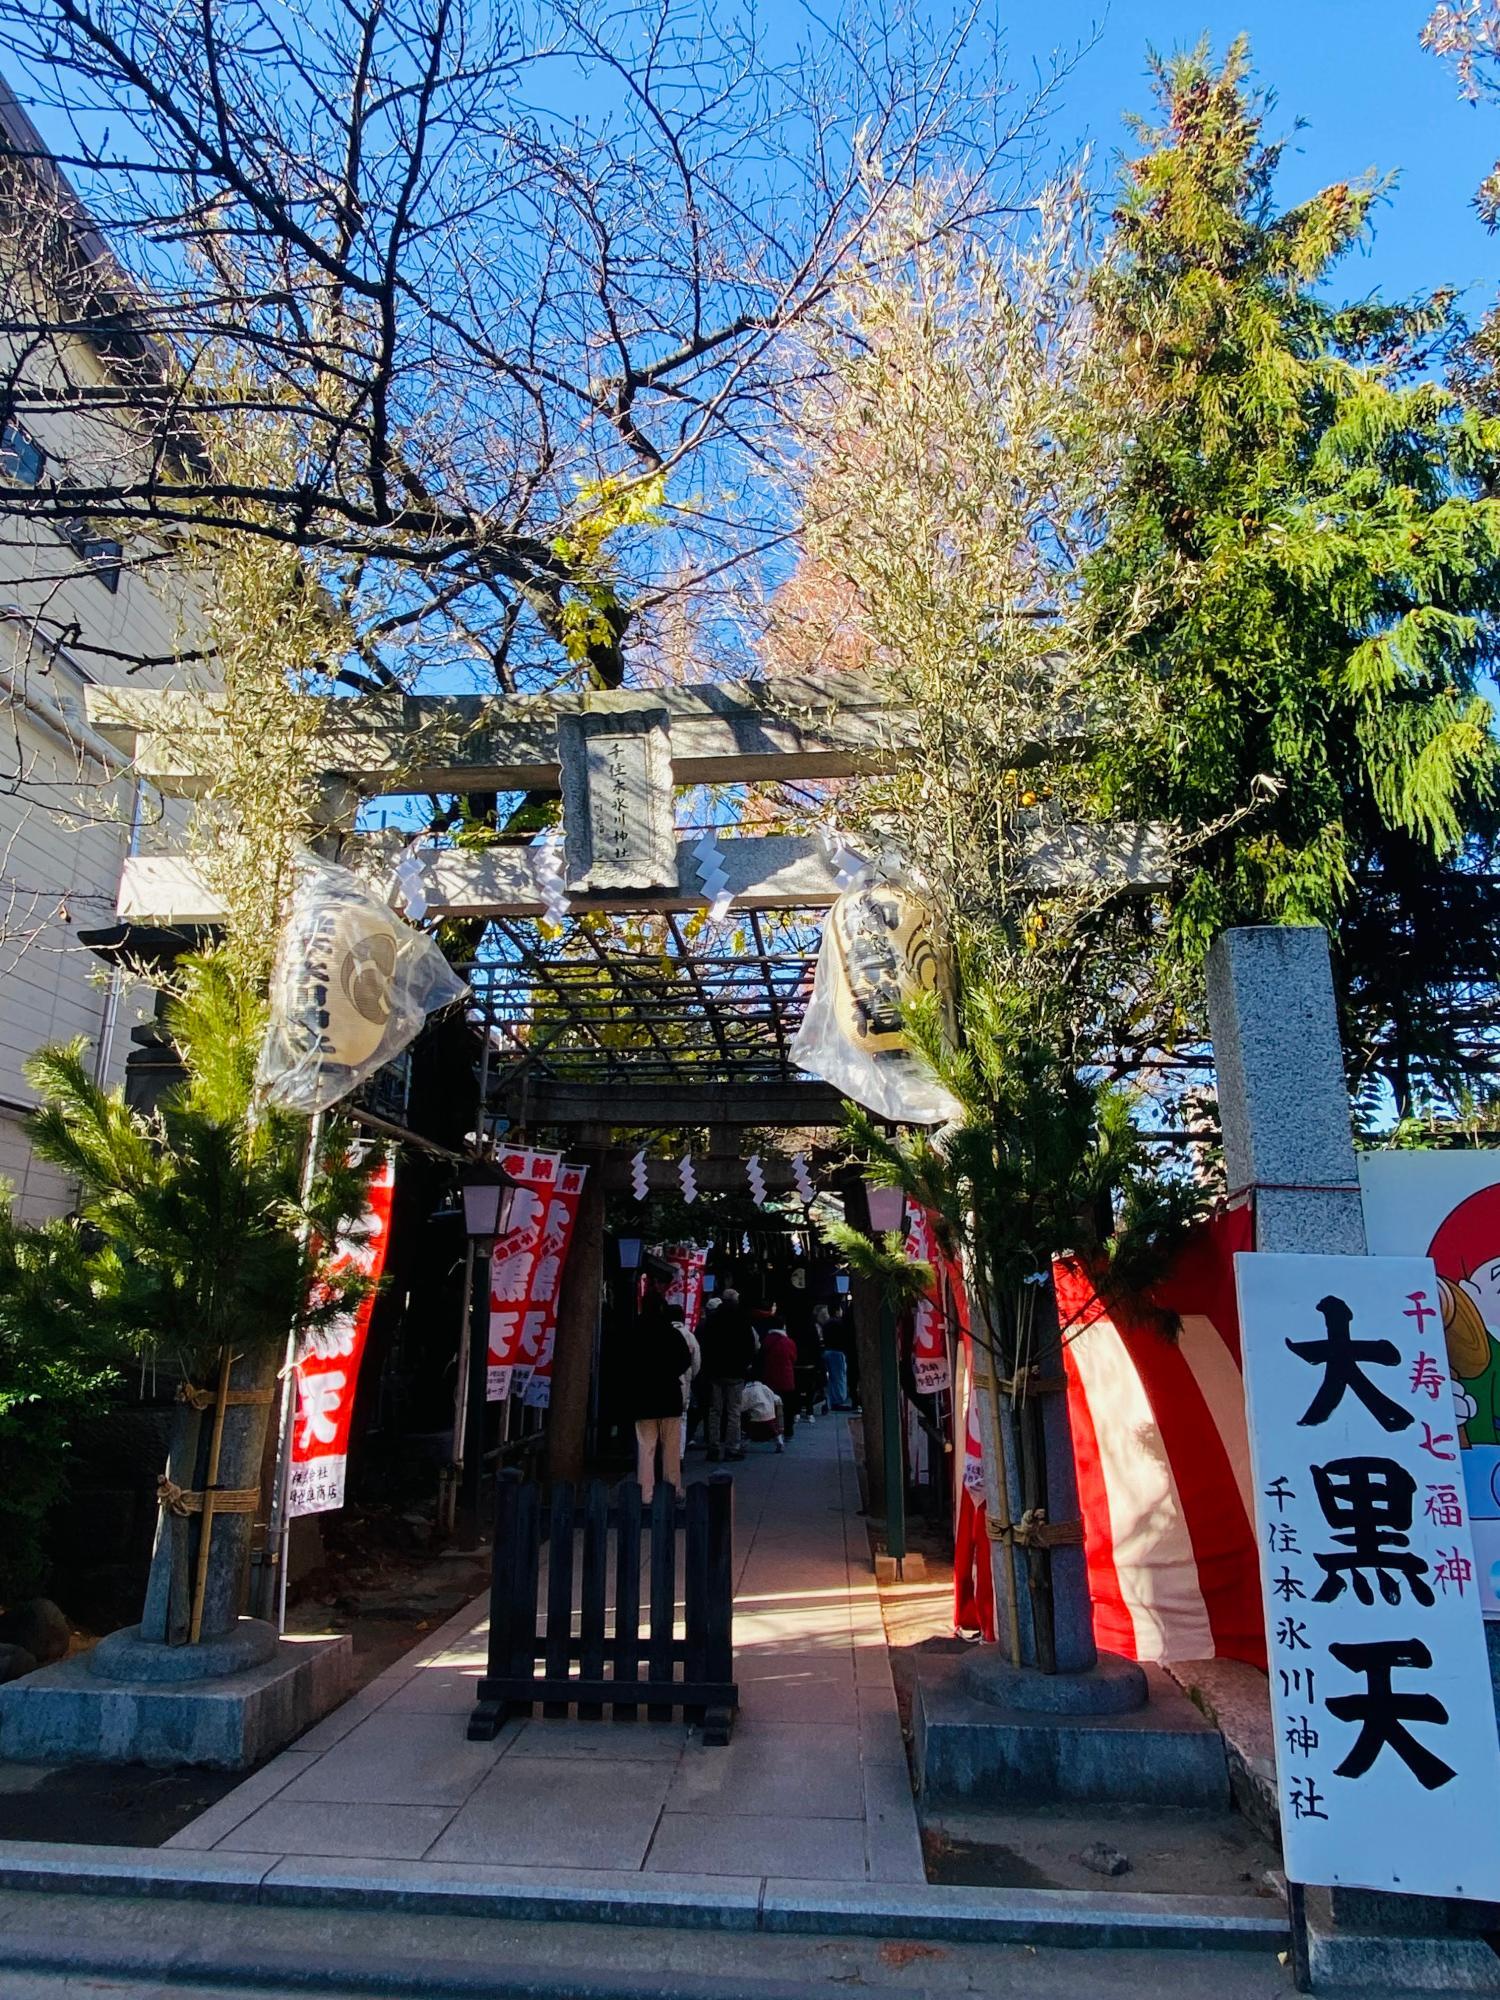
257, 850, 469, 1114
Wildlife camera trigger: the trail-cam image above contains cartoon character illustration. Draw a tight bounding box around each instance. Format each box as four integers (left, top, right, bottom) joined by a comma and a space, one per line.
1428, 1186, 1500, 1446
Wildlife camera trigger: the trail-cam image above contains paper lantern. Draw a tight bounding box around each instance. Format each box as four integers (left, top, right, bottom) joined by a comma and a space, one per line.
273, 898, 403, 1070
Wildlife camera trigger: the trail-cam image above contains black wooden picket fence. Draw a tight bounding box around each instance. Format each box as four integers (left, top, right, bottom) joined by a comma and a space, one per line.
467, 1470, 737, 1746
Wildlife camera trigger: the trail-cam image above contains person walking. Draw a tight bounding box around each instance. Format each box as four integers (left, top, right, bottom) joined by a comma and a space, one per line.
759, 1317, 799, 1441
631, 1254, 694, 1501
699, 1285, 756, 1461
685, 1294, 719, 1449
821, 1301, 853, 1410
792, 1304, 826, 1424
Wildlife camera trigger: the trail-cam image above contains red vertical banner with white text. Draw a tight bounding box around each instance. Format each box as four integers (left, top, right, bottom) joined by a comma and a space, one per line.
521, 1161, 588, 1409
289, 1158, 396, 1518
905, 1205, 951, 1395
487, 1148, 560, 1401
663, 1244, 708, 1335
942, 1251, 995, 1640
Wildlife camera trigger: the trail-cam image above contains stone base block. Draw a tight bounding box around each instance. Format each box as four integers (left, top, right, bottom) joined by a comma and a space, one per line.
1167, 1656, 1280, 1844
873, 1551, 928, 1585
1307, 1922, 1500, 1994
914, 1652, 1228, 1809
0, 1631, 352, 1770
958, 1648, 1147, 1715
89, 1618, 279, 1682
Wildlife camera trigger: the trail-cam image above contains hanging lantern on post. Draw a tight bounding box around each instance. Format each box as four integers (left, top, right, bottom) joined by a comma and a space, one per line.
864, 1181, 907, 1237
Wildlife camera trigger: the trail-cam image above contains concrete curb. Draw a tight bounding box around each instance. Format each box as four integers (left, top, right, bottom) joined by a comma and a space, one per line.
0, 1928, 921, 2000
0, 1839, 1288, 1953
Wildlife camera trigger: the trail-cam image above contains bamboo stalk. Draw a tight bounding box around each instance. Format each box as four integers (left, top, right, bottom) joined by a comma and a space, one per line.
963, 1241, 1024, 1668
188, 1344, 234, 1644
258, 1106, 325, 1629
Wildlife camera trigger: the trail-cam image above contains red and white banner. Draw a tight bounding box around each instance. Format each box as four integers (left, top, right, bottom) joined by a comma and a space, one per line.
1057, 1207, 1265, 1668
905, 1205, 950, 1396
662, 1244, 708, 1335
289, 1158, 396, 1518
487, 1148, 561, 1401
948, 1261, 997, 1642
521, 1161, 588, 1410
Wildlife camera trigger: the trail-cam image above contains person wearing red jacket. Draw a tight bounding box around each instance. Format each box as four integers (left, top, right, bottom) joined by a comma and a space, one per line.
758, 1320, 799, 1441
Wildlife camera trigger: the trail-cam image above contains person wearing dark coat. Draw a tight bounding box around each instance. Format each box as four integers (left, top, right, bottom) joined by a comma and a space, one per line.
633, 1257, 694, 1500
699, 1287, 756, 1460
789, 1305, 825, 1424
819, 1302, 853, 1409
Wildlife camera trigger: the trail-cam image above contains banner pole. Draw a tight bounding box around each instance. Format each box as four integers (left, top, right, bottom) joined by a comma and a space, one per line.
257, 1106, 324, 1629
446, 1236, 477, 1536
458, 1238, 492, 1546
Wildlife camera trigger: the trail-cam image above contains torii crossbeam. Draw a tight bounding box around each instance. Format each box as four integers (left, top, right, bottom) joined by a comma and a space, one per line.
86, 676, 1166, 924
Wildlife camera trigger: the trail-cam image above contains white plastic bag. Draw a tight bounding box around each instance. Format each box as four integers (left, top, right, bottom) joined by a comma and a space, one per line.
791, 883, 963, 1127
257, 850, 469, 1114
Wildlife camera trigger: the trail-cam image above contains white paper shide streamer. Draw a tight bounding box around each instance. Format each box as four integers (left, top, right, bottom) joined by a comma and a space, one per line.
820, 826, 873, 893
533, 822, 569, 926
630, 1149, 649, 1201
678, 1154, 699, 1204
694, 825, 733, 922
791, 1152, 814, 1203
389, 840, 429, 922
745, 1153, 767, 1207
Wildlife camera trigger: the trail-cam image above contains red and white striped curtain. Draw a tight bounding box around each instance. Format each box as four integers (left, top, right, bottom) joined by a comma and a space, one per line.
1056, 1208, 1266, 1668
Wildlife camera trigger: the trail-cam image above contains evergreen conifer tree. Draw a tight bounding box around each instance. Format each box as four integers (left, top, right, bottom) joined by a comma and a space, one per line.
1085, 40, 1500, 1115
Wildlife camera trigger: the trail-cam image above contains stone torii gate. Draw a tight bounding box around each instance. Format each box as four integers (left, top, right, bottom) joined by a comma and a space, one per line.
85, 669, 1167, 1680
87, 673, 1167, 927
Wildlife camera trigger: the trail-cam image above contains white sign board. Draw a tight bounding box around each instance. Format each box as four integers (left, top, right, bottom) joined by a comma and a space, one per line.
1237, 1253, 1500, 1900
1359, 1153, 1500, 1619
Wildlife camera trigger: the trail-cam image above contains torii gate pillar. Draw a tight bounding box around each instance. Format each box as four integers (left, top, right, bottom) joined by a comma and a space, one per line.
547, 1147, 606, 1487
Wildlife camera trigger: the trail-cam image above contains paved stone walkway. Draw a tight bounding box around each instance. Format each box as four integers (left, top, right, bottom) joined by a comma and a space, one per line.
168, 1415, 924, 1885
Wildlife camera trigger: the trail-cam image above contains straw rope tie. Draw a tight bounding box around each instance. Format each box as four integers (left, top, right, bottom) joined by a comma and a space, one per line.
179, 1382, 275, 1410
995, 1507, 1084, 1551
156, 1476, 260, 1517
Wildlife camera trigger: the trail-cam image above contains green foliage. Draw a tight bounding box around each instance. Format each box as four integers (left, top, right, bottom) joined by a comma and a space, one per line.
0, 951, 382, 1595
821, 1220, 933, 1309
846, 969, 1208, 1358
0, 1208, 118, 1599
550, 475, 668, 680
12, 952, 381, 1378
1084, 39, 1500, 1107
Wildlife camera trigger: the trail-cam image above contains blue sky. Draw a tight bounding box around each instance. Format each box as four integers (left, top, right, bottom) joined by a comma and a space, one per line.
1001, 2, 1496, 313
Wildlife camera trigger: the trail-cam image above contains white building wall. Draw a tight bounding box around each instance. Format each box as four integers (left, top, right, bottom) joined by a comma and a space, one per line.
0, 334, 208, 1220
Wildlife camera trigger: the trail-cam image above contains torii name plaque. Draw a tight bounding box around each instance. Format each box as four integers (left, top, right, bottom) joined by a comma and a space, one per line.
557, 702, 676, 896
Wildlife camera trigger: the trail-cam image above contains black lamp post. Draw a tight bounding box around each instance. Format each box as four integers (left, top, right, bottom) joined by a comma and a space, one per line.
454, 1163, 519, 1546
